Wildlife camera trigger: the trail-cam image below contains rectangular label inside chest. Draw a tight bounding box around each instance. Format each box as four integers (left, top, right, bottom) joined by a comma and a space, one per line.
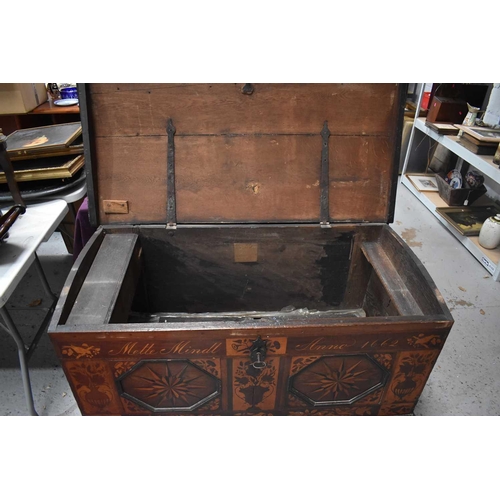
103, 200, 129, 214
234, 243, 258, 263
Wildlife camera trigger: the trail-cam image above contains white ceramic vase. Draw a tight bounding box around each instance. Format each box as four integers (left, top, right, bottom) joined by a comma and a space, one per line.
479, 214, 500, 249
457, 103, 481, 139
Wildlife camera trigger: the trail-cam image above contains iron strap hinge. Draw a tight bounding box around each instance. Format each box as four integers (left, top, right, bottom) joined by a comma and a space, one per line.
320, 120, 331, 226
166, 118, 176, 226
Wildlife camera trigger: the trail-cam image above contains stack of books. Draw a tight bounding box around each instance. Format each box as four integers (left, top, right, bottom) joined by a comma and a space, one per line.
3, 122, 84, 184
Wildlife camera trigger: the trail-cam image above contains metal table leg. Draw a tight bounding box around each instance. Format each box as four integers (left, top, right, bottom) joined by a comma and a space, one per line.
0, 255, 56, 416
0, 307, 38, 416
33, 253, 56, 301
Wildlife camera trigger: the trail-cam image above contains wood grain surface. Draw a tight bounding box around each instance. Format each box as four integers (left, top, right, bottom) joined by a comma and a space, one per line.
89, 83, 397, 136
175, 135, 321, 222
85, 83, 401, 225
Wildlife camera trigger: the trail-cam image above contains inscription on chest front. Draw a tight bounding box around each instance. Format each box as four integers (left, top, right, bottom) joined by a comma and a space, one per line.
107, 341, 223, 357
289, 335, 401, 354
295, 337, 356, 352
58, 331, 445, 361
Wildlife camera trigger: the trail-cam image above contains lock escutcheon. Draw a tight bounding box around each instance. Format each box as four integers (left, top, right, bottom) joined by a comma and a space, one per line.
249, 336, 267, 369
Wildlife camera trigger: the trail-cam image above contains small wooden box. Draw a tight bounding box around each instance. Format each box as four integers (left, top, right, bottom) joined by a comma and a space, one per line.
426, 96, 468, 124
436, 173, 486, 206
48, 84, 453, 416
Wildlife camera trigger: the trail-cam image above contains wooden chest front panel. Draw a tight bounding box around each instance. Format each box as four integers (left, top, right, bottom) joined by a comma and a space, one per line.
53, 326, 449, 416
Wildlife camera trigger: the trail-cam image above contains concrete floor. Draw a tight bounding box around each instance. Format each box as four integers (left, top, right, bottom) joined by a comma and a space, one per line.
0, 181, 499, 416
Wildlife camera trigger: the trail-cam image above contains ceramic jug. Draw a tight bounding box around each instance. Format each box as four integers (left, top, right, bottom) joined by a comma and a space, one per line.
479, 214, 500, 249
457, 103, 481, 139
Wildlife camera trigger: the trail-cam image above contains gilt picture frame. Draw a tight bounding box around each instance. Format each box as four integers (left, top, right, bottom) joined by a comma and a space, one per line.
436, 206, 499, 236
6, 122, 82, 155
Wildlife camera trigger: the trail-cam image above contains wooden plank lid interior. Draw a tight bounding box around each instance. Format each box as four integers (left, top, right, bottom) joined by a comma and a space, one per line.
81, 83, 405, 226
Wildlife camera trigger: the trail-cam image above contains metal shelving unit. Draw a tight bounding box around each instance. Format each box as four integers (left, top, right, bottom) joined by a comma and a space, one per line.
401, 84, 500, 281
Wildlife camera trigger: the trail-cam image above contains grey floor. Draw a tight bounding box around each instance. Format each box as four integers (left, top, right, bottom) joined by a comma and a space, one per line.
1, 181, 499, 416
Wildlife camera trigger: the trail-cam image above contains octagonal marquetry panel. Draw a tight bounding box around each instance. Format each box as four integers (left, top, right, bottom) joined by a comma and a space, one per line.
289, 354, 388, 406
117, 359, 221, 412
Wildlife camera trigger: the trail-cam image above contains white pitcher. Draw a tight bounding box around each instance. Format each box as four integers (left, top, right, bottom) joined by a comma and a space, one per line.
479, 214, 500, 249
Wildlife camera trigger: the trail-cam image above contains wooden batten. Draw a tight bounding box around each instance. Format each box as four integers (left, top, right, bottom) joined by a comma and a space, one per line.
81, 83, 405, 226
65, 233, 141, 325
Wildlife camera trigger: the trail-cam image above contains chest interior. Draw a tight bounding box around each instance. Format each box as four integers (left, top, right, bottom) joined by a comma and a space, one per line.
57, 223, 445, 328
56, 83, 447, 328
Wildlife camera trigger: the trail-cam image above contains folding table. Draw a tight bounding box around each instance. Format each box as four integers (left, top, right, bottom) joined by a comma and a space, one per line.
0, 199, 68, 415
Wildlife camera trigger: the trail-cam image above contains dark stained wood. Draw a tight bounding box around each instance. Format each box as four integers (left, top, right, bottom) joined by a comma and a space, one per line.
379, 228, 448, 317
65, 233, 139, 325
51, 315, 453, 341
361, 241, 424, 316
363, 271, 401, 317
136, 226, 353, 313
341, 233, 374, 309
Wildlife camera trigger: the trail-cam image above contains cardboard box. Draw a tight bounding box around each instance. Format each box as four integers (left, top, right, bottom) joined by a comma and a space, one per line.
0, 83, 48, 114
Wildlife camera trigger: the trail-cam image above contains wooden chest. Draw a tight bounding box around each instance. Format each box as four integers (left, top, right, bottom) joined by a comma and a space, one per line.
48, 84, 453, 416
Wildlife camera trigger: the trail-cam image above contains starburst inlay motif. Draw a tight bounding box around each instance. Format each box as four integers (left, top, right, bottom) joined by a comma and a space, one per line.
289, 355, 387, 406
301, 358, 370, 399
119, 360, 220, 411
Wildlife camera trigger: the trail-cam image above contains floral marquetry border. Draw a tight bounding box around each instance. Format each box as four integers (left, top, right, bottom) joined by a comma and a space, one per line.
407, 334, 443, 349
61, 344, 100, 359
64, 360, 121, 415
192, 358, 221, 378
114, 361, 136, 378
289, 356, 320, 375
232, 358, 279, 412
388, 351, 440, 404
372, 353, 394, 371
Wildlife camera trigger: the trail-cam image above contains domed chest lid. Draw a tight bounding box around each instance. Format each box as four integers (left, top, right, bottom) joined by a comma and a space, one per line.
80, 83, 407, 228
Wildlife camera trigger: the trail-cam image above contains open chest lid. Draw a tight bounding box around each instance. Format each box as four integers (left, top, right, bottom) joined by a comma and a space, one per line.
80, 83, 406, 227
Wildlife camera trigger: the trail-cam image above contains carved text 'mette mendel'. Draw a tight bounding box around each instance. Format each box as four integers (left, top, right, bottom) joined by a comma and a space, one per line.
108, 341, 223, 356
